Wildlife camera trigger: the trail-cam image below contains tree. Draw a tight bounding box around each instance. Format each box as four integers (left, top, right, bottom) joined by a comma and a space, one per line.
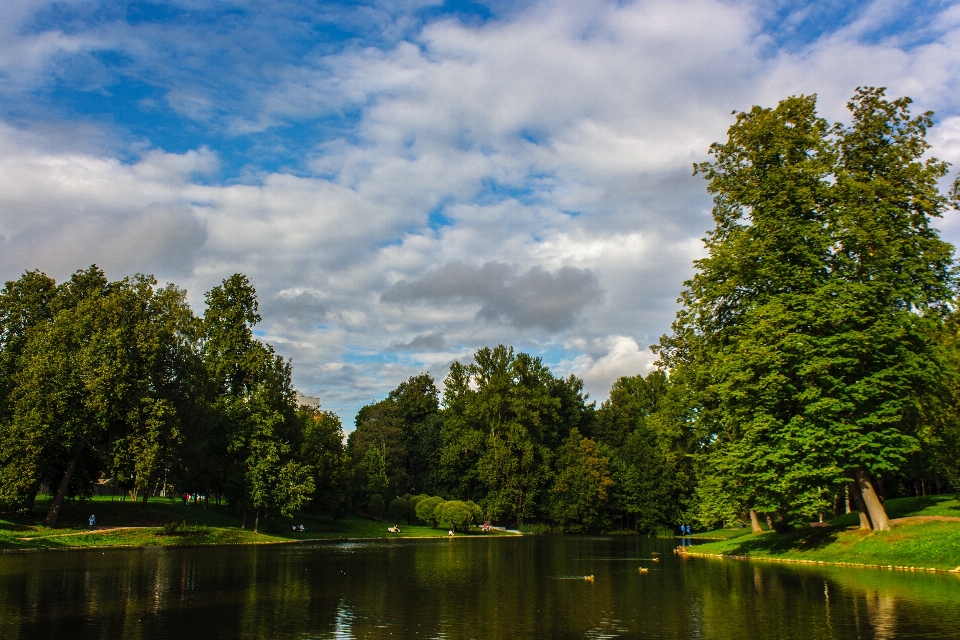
367, 494, 385, 518
436, 499, 478, 532
0, 270, 59, 512
657, 88, 958, 531
388, 497, 413, 524
594, 371, 666, 449
415, 496, 445, 527
300, 408, 351, 522
203, 274, 312, 530
549, 430, 614, 532
439, 346, 566, 526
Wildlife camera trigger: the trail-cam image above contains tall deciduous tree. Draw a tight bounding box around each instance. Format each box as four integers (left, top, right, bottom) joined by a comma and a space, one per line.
440, 346, 561, 526
203, 274, 312, 530
658, 88, 957, 531
549, 429, 614, 533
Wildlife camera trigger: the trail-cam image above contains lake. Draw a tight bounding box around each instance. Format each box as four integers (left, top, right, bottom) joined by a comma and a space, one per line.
1, 536, 959, 639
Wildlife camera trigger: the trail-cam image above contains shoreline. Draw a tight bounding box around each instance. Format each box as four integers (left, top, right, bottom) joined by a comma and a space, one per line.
677, 546, 960, 574
0, 528, 523, 555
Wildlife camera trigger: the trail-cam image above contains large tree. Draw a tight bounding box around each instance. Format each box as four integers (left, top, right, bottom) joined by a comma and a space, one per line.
658, 88, 957, 531
203, 274, 312, 530
438, 345, 579, 526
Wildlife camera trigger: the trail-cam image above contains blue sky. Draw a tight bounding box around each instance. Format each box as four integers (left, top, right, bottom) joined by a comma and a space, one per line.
3, 0, 960, 427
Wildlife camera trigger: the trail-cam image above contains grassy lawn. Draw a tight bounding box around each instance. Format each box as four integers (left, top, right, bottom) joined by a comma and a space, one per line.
0, 495, 509, 551
687, 495, 960, 571
690, 527, 756, 540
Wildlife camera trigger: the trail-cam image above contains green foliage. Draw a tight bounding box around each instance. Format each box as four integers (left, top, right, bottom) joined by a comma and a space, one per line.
367, 494, 385, 518
300, 408, 350, 521
549, 429, 614, 533
594, 371, 666, 449
161, 520, 188, 536
435, 499, 478, 532
657, 88, 959, 528
0, 268, 344, 528
415, 496, 445, 527
359, 446, 389, 496
388, 497, 413, 524
518, 523, 552, 535
439, 345, 562, 525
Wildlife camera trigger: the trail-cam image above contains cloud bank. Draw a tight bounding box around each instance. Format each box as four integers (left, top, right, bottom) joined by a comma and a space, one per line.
2, 0, 960, 424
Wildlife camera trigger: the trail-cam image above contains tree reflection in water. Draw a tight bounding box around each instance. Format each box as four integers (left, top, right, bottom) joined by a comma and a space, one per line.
0, 537, 958, 639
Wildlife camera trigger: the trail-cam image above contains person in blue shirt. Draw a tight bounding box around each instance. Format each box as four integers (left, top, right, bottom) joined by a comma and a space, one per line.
88, 514, 96, 531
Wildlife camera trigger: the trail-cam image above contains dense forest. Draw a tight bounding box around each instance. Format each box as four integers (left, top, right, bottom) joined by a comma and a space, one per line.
2, 88, 959, 534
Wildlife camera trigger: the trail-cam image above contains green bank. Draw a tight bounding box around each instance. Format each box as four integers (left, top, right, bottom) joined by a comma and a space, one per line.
684, 496, 960, 571
0, 495, 505, 551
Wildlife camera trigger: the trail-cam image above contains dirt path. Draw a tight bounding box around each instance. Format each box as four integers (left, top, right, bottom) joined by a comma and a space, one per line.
18, 526, 150, 540
891, 516, 960, 524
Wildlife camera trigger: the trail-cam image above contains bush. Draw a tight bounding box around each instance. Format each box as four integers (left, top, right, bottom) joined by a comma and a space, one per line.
367, 494, 385, 518
464, 500, 483, 525
161, 520, 187, 536
519, 523, 552, 535
415, 496, 445, 527
436, 500, 477, 532
410, 493, 430, 506
388, 497, 413, 524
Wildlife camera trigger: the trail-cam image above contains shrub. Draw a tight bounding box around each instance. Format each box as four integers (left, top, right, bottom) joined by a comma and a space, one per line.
519, 523, 552, 535
415, 496, 445, 527
465, 500, 483, 525
651, 525, 673, 538
388, 497, 413, 524
367, 494, 385, 518
161, 520, 186, 536
436, 500, 476, 532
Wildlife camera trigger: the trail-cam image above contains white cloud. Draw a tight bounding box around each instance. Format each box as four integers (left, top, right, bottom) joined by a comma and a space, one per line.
3, 0, 960, 424
566, 336, 658, 402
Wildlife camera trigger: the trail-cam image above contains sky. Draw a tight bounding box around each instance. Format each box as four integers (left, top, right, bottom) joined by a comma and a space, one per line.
3, 0, 960, 428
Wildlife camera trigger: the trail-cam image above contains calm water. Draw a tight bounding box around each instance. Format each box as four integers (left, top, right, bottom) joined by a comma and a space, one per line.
1, 536, 959, 639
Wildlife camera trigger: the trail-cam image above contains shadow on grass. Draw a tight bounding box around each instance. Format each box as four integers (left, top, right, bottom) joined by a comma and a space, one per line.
714, 525, 848, 557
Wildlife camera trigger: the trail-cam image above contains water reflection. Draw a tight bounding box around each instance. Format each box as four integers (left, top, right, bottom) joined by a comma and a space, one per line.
0, 537, 958, 639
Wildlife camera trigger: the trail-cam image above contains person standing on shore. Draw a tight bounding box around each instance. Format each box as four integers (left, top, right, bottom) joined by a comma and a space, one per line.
88, 514, 96, 531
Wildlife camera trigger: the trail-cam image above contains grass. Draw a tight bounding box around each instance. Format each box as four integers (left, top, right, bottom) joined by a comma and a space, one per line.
686, 495, 960, 571
690, 527, 756, 540
0, 495, 510, 552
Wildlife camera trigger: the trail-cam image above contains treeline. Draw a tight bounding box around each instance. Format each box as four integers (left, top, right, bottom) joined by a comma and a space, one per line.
4, 88, 960, 536
346, 348, 688, 533
0, 269, 348, 530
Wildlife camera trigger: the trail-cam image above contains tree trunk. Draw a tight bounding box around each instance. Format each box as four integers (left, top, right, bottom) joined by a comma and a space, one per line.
43, 437, 87, 528
844, 485, 851, 514
241, 496, 247, 530
848, 480, 873, 530
141, 488, 150, 512
26, 484, 40, 516
855, 468, 891, 531
749, 509, 763, 533
765, 514, 774, 531
254, 509, 260, 534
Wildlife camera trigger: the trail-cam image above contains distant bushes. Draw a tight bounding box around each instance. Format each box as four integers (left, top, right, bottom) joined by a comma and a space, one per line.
410, 495, 483, 532
519, 523, 552, 535
367, 494, 385, 518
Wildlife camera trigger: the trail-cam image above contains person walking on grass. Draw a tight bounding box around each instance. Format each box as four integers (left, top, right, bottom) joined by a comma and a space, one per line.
88, 514, 96, 532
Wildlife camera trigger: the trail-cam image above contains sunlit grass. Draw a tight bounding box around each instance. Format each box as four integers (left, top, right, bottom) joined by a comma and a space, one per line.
0, 495, 509, 551
687, 496, 960, 571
